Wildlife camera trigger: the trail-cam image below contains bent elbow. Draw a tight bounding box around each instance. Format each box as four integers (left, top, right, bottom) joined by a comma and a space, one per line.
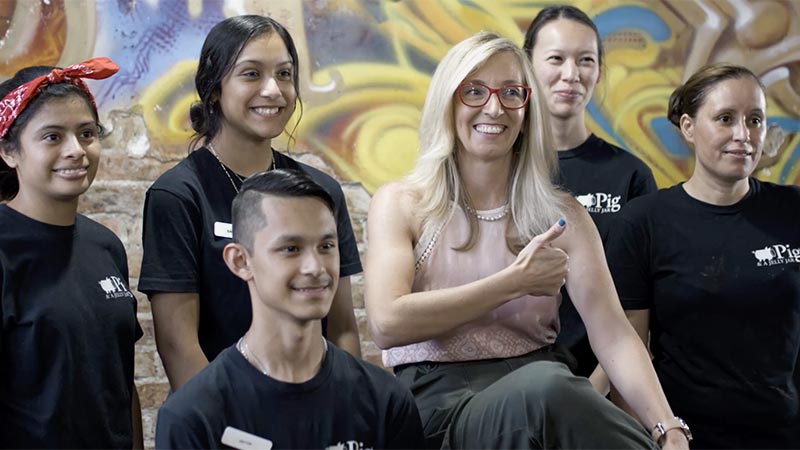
368, 315, 404, 350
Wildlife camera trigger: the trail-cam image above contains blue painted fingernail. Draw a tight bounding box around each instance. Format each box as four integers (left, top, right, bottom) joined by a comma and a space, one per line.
558, 218, 566, 227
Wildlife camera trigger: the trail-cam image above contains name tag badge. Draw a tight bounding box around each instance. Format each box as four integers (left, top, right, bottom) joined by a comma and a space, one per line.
214, 221, 233, 239
221, 426, 272, 450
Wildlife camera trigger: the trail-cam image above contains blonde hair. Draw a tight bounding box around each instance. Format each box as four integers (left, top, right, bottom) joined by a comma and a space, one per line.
406, 31, 567, 251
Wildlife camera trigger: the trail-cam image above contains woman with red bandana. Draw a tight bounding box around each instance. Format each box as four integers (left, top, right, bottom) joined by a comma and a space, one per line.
0, 59, 143, 448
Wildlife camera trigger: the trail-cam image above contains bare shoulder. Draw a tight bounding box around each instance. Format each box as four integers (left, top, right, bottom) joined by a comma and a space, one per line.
554, 196, 601, 252
369, 181, 421, 240
372, 181, 417, 205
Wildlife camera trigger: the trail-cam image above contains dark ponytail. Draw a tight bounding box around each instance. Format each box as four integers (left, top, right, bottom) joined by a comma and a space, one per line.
667, 63, 764, 128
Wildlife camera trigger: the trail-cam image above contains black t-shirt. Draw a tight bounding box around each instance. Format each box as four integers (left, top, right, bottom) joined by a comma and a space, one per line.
606, 179, 800, 448
155, 342, 425, 449
0, 205, 142, 448
138, 148, 363, 361
555, 134, 657, 376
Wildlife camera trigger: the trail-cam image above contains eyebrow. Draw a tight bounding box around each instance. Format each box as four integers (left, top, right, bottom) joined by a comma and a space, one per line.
33, 121, 97, 134
466, 78, 524, 85
233, 59, 293, 69
273, 231, 338, 243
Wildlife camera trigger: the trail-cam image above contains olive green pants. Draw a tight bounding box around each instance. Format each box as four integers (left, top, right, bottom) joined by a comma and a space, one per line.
395, 346, 657, 449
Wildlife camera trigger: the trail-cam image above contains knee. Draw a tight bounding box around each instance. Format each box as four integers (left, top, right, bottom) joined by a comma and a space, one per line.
520, 361, 590, 408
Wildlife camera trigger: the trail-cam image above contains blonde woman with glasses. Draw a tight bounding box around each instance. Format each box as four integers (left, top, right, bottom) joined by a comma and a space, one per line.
365, 31, 689, 449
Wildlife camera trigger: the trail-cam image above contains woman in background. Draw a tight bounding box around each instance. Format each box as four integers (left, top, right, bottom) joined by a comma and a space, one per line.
525, 5, 657, 384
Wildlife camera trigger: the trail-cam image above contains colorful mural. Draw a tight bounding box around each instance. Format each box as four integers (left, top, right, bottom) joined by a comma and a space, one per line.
1, 0, 799, 191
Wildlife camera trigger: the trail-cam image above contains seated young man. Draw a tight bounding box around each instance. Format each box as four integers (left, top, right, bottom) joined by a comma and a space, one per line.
155, 169, 425, 449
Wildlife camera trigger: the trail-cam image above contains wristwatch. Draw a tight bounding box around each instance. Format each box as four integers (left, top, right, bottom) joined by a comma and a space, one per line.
652, 417, 692, 446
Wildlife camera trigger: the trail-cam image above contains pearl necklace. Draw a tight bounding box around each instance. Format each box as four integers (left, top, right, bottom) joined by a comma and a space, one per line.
466, 204, 510, 221
207, 143, 276, 194
236, 335, 329, 376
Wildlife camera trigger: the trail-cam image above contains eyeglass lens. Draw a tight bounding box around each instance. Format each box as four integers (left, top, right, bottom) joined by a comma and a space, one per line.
459, 83, 528, 108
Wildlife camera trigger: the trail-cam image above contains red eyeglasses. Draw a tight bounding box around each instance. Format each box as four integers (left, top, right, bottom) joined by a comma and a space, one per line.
456, 82, 532, 109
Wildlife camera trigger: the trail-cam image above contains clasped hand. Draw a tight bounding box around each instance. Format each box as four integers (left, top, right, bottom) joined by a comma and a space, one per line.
508, 220, 569, 297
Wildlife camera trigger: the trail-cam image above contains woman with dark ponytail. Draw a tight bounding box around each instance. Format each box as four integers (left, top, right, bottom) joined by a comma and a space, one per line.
524, 5, 657, 386
606, 63, 800, 448
139, 15, 363, 391
0, 59, 143, 448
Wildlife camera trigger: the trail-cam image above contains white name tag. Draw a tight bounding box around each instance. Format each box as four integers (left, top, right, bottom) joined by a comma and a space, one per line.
221, 426, 272, 450
214, 221, 233, 239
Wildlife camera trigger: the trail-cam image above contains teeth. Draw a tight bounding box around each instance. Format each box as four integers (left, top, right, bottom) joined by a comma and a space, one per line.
252, 107, 280, 115
293, 286, 328, 292
475, 124, 505, 134
55, 168, 85, 174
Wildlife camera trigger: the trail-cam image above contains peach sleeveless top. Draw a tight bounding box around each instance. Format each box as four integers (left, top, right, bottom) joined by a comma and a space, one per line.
382, 205, 560, 367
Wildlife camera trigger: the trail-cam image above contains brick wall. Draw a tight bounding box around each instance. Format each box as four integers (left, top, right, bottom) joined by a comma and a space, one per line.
79, 111, 378, 448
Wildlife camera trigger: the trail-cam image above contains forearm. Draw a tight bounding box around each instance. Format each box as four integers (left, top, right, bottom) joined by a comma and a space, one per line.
369, 269, 518, 348
587, 364, 610, 395
158, 342, 208, 390
594, 332, 673, 430
330, 327, 362, 357
151, 293, 206, 390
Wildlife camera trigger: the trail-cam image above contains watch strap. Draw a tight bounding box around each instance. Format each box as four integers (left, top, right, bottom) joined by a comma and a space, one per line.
651, 416, 692, 446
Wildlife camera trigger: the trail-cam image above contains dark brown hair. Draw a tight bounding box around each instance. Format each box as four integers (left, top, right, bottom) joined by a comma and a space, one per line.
667, 63, 765, 127
190, 15, 302, 150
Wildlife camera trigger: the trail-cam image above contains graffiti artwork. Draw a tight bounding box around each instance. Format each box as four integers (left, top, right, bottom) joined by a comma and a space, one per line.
1, 0, 798, 191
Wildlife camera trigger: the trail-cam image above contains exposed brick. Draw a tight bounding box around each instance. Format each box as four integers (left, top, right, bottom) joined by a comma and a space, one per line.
350, 217, 365, 245
134, 347, 158, 379
133, 288, 151, 314
79, 180, 150, 216
96, 150, 177, 183
342, 183, 371, 218
355, 309, 371, 341
350, 274, 364, 309
141, 407, 158, 450
137, 381, 170, 410
137, 315, 156, 348
293, 152, 337, 178
361, 342, 385, 370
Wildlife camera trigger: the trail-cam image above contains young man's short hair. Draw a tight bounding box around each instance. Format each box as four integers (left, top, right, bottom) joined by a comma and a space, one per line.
231, 169, 336, 250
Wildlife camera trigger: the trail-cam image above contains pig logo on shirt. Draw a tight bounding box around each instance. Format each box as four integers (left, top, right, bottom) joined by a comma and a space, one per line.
97, 276, 134, 299
752, 247, 775, 263
574, 192, 621, 213
752, 244, 800, 267
576, 194, 595, 208
326, 442, 373, 450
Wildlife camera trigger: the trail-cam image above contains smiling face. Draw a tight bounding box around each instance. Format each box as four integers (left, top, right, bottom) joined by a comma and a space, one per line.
0, 94, 100, 211
681, 76, 766, 184
244, 195, 340, 324
453, 51, 526, 163
530, 19, 600, 121
218, 32, 297, 146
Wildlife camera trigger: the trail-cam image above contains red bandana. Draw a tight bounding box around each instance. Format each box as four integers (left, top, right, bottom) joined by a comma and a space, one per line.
0, 57, 119, 139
